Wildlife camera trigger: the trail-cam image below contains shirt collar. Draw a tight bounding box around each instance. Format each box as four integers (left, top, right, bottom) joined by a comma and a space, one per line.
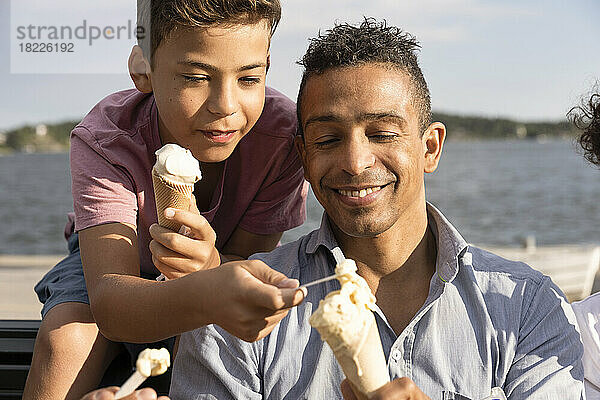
304, 202, 469, 283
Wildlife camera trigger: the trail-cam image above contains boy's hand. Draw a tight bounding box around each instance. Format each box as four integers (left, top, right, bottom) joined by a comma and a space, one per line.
340, 378, 431, 400
80, 387, 169, 400
149, 207, 220, 279
199, 259, 306, 342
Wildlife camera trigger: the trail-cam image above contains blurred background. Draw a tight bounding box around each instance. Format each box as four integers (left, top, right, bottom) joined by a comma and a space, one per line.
1, 0, 599, 255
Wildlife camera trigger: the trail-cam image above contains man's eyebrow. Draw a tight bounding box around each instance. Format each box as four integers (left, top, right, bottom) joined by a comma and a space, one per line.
177, 60, 267, 72
303, 114, 342, 128
358, 112, 408, 127
304, 112, 408, 129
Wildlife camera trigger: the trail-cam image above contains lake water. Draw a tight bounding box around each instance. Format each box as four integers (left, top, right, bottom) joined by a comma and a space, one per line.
1, 139, 598, 255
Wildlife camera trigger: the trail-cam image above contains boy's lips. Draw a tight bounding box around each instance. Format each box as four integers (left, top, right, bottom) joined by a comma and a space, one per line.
199, 130, 238, 144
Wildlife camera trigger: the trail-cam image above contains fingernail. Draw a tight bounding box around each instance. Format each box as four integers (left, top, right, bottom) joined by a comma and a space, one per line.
165, 208, 175, 218
298, 287, 308, 298
136, 388, 157, 400
275, 278, 299, 288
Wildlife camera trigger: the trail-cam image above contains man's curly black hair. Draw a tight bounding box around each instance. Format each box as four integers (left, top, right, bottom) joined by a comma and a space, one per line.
296, 18, 431, 136
568, 89, 600, 167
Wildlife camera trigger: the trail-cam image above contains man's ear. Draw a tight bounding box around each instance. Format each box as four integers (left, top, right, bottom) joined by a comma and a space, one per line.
423, 122, 446, 173
128, 45, 153, 93
266, 54, 271, 73
294, 135, 309, 180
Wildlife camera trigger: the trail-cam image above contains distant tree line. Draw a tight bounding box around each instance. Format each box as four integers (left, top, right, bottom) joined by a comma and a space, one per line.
0, 113, 580, 153
433, 112, 578, 140
0, 120, 78, 153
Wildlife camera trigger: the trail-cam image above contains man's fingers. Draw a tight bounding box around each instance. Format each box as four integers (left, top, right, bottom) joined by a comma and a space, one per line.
80, 387, 118, 400
163, 208, 216, 242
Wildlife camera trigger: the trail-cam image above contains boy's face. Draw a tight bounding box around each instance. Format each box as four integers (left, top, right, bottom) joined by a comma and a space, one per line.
149, 21, 270, 163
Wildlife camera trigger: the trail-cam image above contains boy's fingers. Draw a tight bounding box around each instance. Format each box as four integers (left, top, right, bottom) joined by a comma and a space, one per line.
280, 287, 307, 308
340, 379, 359, 400
241, 260, 293, 286
189, 194, 200, 215
164, 208, 216, 242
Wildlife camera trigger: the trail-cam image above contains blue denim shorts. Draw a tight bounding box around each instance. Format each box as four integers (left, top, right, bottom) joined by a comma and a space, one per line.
34, 232, 175, 365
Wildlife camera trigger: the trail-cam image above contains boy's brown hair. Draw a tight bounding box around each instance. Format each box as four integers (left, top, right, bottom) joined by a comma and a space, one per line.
137, 0, 281, 65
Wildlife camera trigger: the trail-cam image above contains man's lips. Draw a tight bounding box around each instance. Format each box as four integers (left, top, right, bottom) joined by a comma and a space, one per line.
335, 186, 383, 198
330, 184, 390, 206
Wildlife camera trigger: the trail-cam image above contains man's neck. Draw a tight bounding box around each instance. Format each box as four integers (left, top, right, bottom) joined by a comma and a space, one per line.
332, 201, 438, 334
334, 201, 433, 279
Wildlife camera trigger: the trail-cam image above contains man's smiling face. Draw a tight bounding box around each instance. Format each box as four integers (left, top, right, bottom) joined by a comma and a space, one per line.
297, 64, 428, 238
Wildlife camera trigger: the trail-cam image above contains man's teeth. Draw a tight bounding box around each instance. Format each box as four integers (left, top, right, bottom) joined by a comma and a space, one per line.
337, 186, 381, 198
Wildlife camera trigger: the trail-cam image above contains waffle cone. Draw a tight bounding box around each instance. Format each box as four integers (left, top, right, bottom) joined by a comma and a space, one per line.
152, 169, 194, 231
330, 315, 389, 397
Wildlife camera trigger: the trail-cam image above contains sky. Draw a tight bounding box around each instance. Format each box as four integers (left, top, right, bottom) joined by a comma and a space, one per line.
0, 0, 599, 131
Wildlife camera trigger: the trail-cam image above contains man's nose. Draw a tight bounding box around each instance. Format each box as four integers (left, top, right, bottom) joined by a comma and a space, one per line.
207, 82, 237, 117
340, 138, 376, 176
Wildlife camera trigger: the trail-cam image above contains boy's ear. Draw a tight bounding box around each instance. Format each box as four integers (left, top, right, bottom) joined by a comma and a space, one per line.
128, 45, 153, 93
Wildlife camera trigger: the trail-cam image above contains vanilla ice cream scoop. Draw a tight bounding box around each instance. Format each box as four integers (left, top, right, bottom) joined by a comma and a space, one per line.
309, 258, 389, 396
309, 259, 376, 354
136, 347, 171, 377
153, 143, 202, 184
114, 347, 171, 399
152, 144, 202, 231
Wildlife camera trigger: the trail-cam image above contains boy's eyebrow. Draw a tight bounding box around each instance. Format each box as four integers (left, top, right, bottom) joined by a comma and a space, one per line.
177, 60, 267, 72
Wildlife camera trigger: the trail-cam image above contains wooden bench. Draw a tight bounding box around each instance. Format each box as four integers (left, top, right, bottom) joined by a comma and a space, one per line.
0, 320, 39, 400
0, 320, 170, 399
482, 245, 600, 302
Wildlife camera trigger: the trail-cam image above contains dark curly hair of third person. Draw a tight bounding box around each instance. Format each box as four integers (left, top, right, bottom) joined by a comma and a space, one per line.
296, 18, 431, 137
568, 91, 600, 166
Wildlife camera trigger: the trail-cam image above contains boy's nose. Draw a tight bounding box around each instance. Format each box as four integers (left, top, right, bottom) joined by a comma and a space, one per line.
207, 85, 237, 116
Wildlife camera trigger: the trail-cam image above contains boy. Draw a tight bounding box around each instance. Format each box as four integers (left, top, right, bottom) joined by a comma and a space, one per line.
24, 1, 307, 398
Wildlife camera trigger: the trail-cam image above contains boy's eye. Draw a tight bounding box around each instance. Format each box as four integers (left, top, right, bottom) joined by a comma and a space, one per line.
239, 76, 261, 85
182, 75, 208, 83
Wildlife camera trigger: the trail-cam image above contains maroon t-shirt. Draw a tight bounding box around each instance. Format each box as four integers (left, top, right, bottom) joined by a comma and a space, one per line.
70, 87, 307, 274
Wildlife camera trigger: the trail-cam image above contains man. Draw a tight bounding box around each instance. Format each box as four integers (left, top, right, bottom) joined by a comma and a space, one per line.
170, 19, 584, 399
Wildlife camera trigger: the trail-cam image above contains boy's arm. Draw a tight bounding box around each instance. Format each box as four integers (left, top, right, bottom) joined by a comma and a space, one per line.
79, 222, 304, 342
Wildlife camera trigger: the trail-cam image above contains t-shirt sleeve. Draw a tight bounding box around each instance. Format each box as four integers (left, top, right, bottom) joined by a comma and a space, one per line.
504, 277, 585, 399
239, 142, 308, 235
70, 128, 138, 231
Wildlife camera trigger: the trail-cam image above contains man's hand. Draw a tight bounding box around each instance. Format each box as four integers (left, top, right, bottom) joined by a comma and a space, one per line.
80, 387, 169, 400
198, 259, 307, 342
149, 207, 221, 279
341, 378, 431, 400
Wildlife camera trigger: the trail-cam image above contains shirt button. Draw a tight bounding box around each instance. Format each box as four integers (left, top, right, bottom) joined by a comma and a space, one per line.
391, 349, 401, 361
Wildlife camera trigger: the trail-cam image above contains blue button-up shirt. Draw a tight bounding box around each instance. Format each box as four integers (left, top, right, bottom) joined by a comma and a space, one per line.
170, 203, 584, 400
